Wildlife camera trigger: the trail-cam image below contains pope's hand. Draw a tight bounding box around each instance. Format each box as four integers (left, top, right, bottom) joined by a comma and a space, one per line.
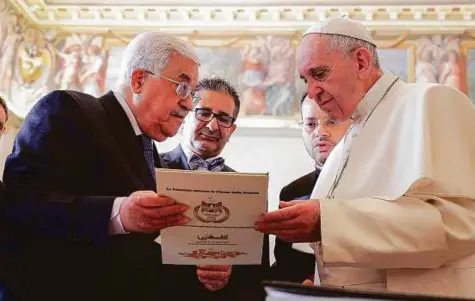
120, 191, 190, 233
254, 199, 321, 242
197, 265, 232, 291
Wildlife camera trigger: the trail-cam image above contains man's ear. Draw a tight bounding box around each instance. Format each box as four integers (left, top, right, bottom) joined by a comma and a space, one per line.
354, 47, 373, 78
130, 69, 146, 94
227, 123, 237, 141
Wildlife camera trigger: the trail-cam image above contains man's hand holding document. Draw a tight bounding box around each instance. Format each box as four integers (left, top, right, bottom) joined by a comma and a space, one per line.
157, 168, 268, 265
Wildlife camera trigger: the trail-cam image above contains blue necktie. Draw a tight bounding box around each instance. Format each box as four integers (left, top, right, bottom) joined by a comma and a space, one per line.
139, 134, 156, 180
189, 154, 225, 172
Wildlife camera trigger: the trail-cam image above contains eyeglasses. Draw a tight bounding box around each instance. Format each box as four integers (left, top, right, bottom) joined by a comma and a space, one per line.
193, 108, 235, 128
145, 70, 198, 100
297, 118, 339, 133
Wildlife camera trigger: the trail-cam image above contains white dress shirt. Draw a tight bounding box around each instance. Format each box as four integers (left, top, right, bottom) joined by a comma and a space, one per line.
108, 91, 144, 235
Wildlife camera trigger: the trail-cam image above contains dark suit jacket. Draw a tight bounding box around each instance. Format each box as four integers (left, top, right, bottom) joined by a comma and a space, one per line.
3, 90, 168, 301
159, 145, 269, 301
271, 170, 319, 283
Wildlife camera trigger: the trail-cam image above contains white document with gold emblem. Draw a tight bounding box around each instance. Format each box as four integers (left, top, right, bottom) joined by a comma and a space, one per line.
156, 168, 268, 265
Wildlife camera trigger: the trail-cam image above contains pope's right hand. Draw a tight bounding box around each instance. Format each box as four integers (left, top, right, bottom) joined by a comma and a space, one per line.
120, 191, 190, 233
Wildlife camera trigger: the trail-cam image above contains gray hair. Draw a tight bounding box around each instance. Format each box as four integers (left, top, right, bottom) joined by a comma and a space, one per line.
326, 34, 380, 69
116, 32, 199, 89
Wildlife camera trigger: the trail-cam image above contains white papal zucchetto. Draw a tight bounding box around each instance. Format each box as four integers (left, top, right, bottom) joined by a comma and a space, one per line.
303, 17, 376, 46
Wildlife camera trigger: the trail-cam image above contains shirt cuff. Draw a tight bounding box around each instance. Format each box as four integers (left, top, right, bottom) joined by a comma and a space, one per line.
108, 197, 130, 235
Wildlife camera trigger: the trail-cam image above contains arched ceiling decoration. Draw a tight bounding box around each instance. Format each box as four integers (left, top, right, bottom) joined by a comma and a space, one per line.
7, 0, 475, 36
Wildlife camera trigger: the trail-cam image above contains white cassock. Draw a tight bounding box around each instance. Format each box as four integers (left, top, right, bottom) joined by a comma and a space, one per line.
309, 73, 475, 298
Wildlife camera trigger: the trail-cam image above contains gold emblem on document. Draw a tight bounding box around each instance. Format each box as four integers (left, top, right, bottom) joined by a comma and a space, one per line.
194, 198, 230, 223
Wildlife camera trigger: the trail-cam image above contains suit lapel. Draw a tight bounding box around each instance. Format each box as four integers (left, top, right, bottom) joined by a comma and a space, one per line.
160, 145, 191, 170
98, 92, 156, 191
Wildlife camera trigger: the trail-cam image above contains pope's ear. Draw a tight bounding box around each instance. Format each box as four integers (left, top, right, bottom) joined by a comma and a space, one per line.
354, 47, 373, 77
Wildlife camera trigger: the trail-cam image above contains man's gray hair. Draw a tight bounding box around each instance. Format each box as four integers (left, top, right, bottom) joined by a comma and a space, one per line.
326, 34, 380, 69
116, 32, 199, 89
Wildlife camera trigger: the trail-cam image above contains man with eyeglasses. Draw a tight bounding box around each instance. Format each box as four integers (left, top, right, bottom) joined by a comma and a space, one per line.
3, 32, 199, 301
160, 77, 268, 301
271, 92, 350, 284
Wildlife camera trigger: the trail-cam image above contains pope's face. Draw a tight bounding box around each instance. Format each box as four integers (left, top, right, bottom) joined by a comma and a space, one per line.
297, 35, 366, 121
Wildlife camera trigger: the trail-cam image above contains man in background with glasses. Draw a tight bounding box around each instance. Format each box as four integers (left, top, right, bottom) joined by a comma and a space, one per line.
160, 77, 268, 301
3, 32, 199, 301
271, 92, 350, 284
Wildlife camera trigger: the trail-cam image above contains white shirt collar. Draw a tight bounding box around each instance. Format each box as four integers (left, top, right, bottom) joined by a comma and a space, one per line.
351, 73, 398, 122
113, 91, 142, 136
180, 142, 220, 163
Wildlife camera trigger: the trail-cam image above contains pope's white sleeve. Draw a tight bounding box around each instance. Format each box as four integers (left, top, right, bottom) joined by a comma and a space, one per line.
319, 195, 475, 269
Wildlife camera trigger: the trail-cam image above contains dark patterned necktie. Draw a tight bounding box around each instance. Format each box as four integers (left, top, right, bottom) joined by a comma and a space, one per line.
189, 154, 225, 172
139, 134, 156, 180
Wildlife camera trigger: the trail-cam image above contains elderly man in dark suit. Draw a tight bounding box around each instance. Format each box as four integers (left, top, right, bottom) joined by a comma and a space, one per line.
271, 92, 351, 283
160, 77, 269, 301
3, 32, 200, 301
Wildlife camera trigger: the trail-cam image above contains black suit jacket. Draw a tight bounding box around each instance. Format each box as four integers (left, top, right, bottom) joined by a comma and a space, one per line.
271, 170, 319, 283
159, 145, 269, 301
3, 90, 168, 301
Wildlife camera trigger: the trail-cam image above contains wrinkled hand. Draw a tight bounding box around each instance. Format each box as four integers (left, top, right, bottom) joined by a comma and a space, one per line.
120, 191, 190, 233
254, 199, 321, 242
197, 265, 232, 291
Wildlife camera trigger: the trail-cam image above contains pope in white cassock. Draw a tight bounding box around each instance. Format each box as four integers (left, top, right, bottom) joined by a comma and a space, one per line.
255, 17, 475, 298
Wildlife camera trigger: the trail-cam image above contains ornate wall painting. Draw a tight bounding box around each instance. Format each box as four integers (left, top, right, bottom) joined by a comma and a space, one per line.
0, 0, 108, 119
465, 46, 475, 102
377, 47, 412, 83
9, 28, 56, 117
196, 36, 302, 128
54, 34, 107, 97
416, 36, 463, 92
0, 12, 58, 119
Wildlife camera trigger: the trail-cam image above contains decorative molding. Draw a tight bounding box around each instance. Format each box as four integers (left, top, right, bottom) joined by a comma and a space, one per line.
376, 32, 410, 48
6, 0, 475, 34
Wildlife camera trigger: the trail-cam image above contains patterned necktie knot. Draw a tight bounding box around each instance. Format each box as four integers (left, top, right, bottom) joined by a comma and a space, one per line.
189, 154, 225, 172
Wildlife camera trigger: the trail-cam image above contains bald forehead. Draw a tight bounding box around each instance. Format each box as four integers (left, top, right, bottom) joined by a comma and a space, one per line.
297, 35, 336, 74
297, 35, 330, 57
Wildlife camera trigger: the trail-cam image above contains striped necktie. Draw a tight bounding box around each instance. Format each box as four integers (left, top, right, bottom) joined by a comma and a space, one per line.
139, 134, 156, 180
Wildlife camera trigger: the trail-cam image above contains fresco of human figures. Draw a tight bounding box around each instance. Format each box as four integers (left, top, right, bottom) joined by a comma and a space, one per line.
194, 36, 300, 118
416, 36, 463, 91
467, 49, 475, 101
0, 2, 107, 118
1, 0, 474, 120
